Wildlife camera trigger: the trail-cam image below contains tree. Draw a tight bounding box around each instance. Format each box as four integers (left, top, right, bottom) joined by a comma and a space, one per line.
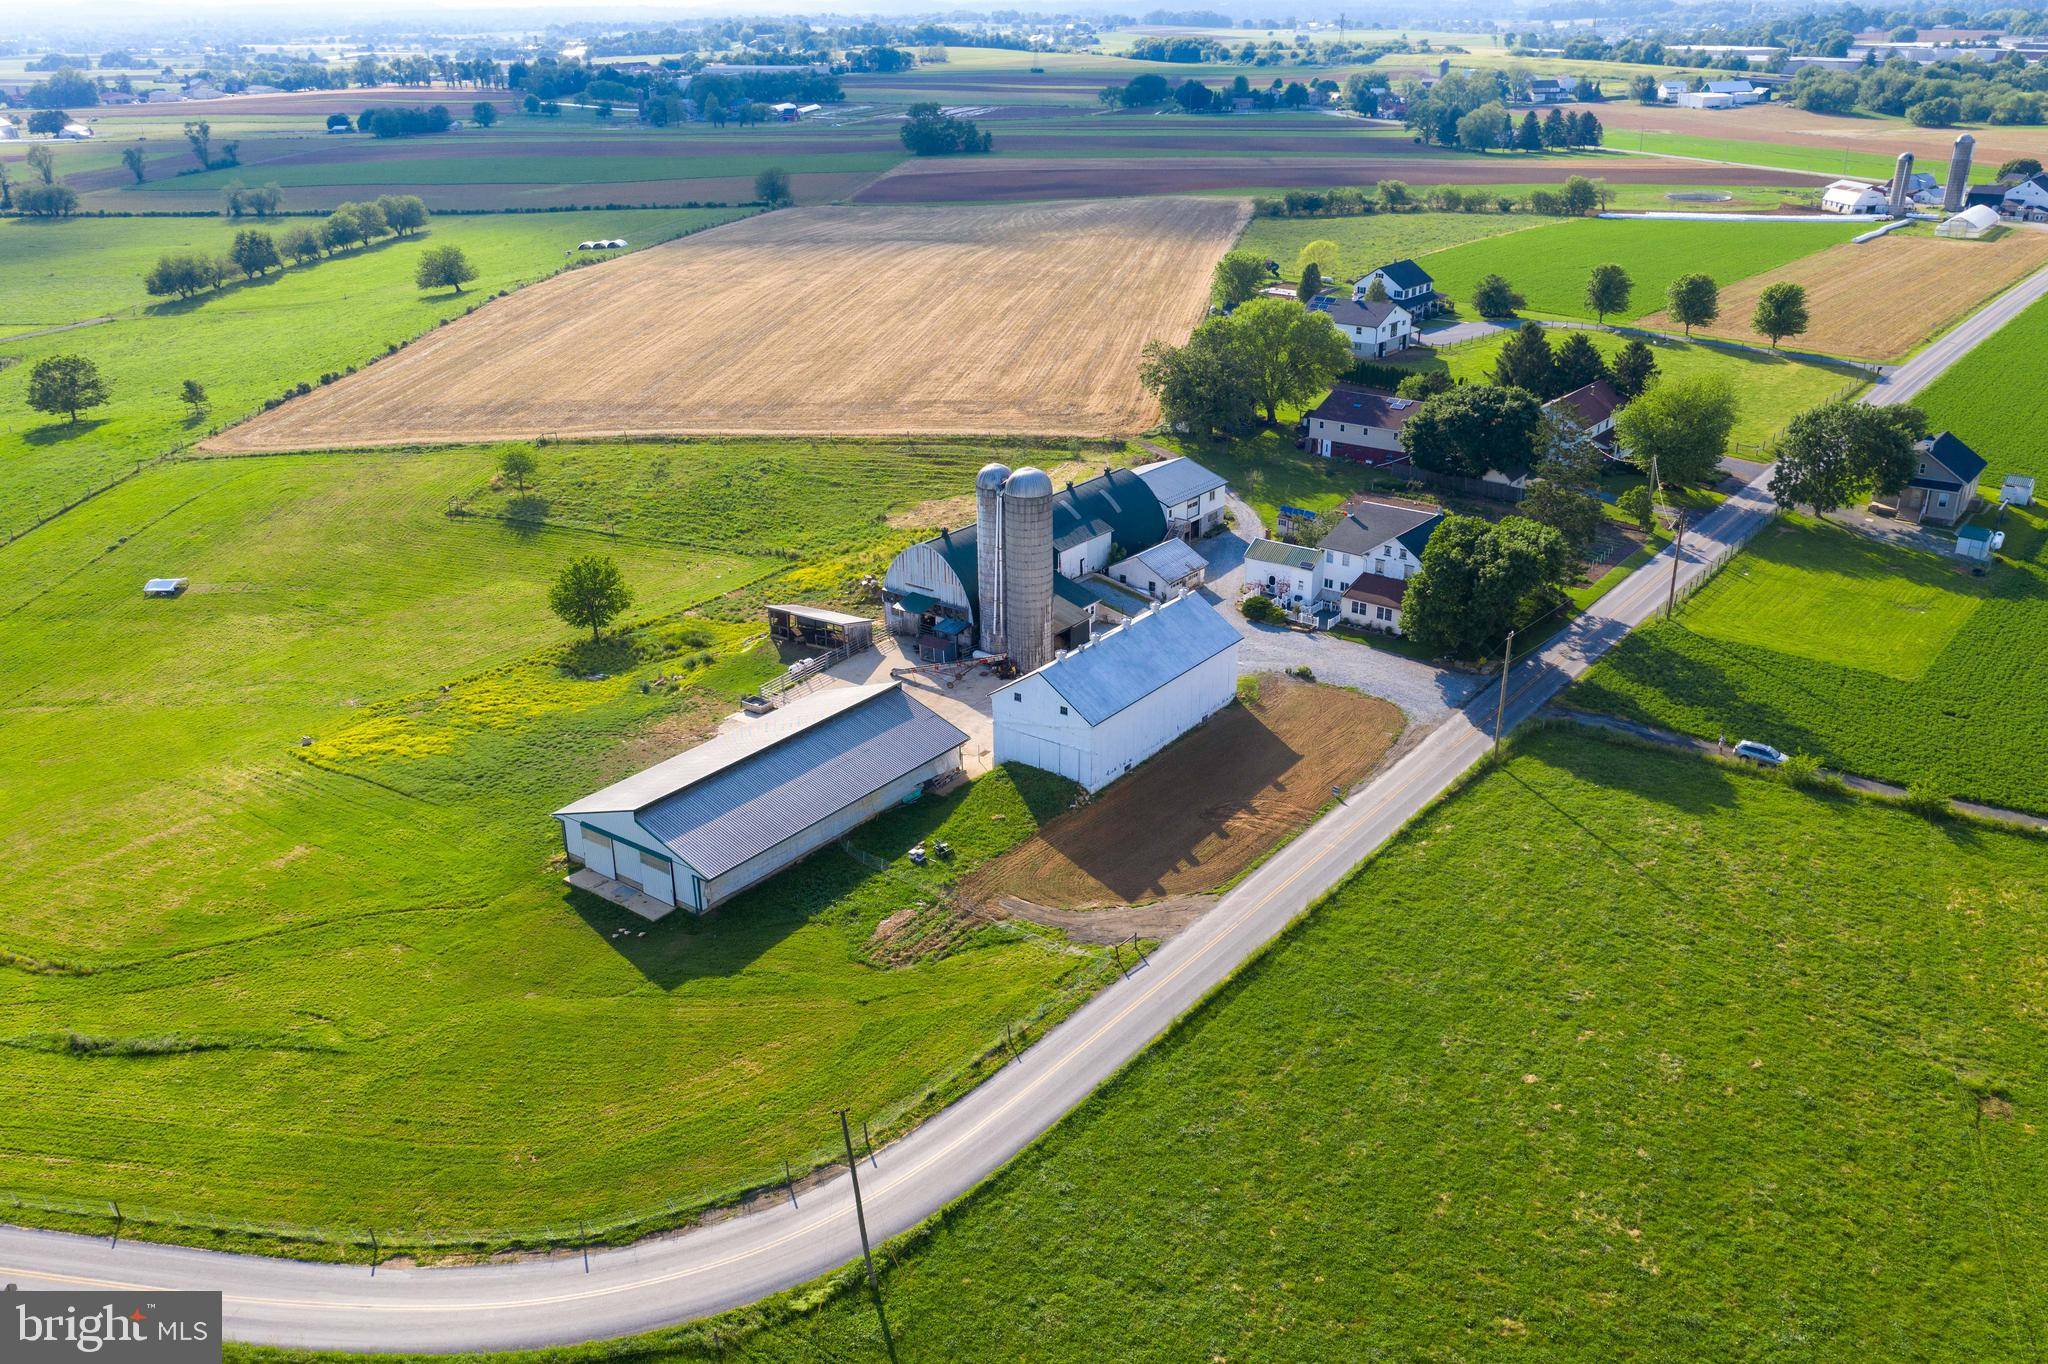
280, 224, 323, 265
1294, 239, 1341, 281
180, 379, 208, 418
1376, 179, 1412, 212
1551, 332, 1609, 394
1616, 373, 1739, 487
327, 112, 353, 131
1403, 384, 1544, 479
1996, 157, 2043, 180
1617, 484, 1655, 531
1396, 370, 1452, 400
1610, 338, 1658, 400
1665, 272, 1719, 337
183, 119, 212, 169
27, 69, 97, 108
0, 162, 12, 212
550, 554, 634, 642
26, 354, 110, 425
1584, 263, 1631, 324
415, 244, 477, 294
25, 143, 57, 184
472, 101, 498, 128
1541, 107, 1568, 148
1473, 273, 1525, 318
1561, 175, 1600, 216
144, 251, 219, 299
1361, 276, 1390, 304
1492, 322, 1554, 394
1456, 102, 1511, 152
1629, 74, 1661, 103
26, 110, 67, 138
17, 183, 79, 219
1521, 476, 1605, 558
1767, 401, 1924, 513
1210, 250, 1267, 311
375, 194, 429, 236
1752, 281, 1809, 350
754, 166, 793, 207
1907, 96, 1962, 127
500, 448, 537, 491
121, 146, 147, 183
1220, 297, 1354, 424
229, 229, 281, 279
1295, 262, 1323, 303
1139, 321, 1258, 438
1403, 514, 1570, 658
1515, 111, 1544, 152
323, 206, 363, 254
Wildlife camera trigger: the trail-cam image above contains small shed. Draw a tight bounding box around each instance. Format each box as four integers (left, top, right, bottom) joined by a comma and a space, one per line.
1108, 538, 1207, 601
766, 604, 873, 653
1938, 205, 2001, 238
143, 577, 188, 598
1954, 525, 2003, 561
2001, 474, 2035, 507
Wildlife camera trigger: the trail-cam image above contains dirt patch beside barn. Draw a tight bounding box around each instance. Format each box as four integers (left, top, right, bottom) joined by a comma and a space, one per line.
961, 676, 1402, 910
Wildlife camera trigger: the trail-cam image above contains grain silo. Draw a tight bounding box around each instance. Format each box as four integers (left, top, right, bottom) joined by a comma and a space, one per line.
1000, 467, 1055, 673
1944, 133, 1975, 213
974, 462, 1010, 657
1889, 152, 1916, 215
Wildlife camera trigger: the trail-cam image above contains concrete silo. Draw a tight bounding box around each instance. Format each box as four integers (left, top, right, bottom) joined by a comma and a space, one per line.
974, 462, 1010, 657
999, 467, 1055, 673
1944, 133, 1975, 213
1889, 151, 1915, 215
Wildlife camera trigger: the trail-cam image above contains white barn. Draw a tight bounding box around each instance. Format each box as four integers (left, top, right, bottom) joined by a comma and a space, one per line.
554, 682, 966, 916
993, 593, 1240, 792
1821, 179, 1890, 215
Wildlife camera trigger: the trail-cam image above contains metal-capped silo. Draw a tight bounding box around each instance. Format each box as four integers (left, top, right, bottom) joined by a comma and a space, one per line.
974, 463, 1010, 657
1944, 134, 1975, 214
1000, 467, 1055, 673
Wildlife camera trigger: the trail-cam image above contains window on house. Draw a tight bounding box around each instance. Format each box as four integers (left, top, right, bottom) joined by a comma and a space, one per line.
1378, 605, 1395, 621
1059, 705, 1068, 715
1014, 692, 1022, 702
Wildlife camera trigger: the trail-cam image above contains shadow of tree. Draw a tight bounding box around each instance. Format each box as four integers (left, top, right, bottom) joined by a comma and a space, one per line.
24, 417, 109, 445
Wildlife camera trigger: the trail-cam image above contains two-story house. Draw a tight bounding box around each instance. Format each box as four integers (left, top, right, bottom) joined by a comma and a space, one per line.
1543, 378, 1625, 457
1132, 455, 1228, 538
1887, 431, 1985, 525
1318, 298, 1415, 358
1999, 172, 2048, 219
1317, 496, 1445, 635
1303, 385, 1421, 466
1353, 259, 1442, 318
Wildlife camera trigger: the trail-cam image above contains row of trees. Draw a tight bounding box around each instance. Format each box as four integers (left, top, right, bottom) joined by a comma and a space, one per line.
900, 103, 992, 155
1253, 174, 1615, 222
143, 197, 431, 300
1446, 105, 1605, 154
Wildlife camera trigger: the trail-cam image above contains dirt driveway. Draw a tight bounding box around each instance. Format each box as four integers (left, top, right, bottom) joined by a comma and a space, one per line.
962, 675, 1401, 910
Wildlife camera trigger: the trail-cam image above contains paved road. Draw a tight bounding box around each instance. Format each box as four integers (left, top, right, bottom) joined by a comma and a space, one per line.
1863, 263, 2048, 406
0, 468, 1785, 1354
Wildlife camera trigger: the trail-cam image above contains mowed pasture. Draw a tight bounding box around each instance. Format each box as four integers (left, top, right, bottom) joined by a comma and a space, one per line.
1592, 99, 2041, 181
209, 198, 1246, 451
1574, 511, 2048, 813
1911, 292, 2048, 482
696, 728, 2048, 1362
1639, 229, 2048, 361
1415, 215, 1864, 323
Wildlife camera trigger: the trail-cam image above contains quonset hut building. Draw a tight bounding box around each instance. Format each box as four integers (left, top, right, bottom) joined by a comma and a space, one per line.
881, 459, 1224, 670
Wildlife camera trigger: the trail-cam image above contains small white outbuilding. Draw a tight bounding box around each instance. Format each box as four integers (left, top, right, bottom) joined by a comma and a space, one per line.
1937, 204, 2002, 238
993, 592, 1240, 793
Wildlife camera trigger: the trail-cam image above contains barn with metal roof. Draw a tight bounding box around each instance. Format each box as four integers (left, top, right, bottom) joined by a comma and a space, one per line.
992, 593, 1241, 792
554, 682, 967, 917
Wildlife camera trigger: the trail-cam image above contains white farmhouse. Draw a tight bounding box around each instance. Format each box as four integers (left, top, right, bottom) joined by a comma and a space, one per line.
1352, 258, 1441, 317
1243, 539, 1319, 608
554, 682, 966, 917
1319, 297, 1415, 357
1821, 179, 1890, 214
993, 593, 1240, 792
2000, 173, 2048, 218
1314, 496, 1444, 602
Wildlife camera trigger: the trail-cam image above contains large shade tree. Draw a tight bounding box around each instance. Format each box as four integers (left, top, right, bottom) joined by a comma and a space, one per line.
1403, 515, 1571, 659
1403, 384, 1544, 480
1768, 401, 1926, 513
1615, 373, 1739, 487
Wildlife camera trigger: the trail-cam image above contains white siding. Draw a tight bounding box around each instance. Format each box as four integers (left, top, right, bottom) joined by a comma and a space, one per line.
994, 646, 1238, 792
1057, 529, 1112, 578
558, 812, 696, 908
882, 540, 972, 627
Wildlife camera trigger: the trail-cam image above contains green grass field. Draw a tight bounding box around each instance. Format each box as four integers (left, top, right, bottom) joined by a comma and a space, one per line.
153, 150, 904, 191
1411, 327, 1866, 453
0, 207, 748, 541
1573, 509, 2048, 812
1613, 130, 2001, 185
1914, 292, 2048, 485
1417, 216, 1861, 323
0, 435, 1125, 1254
453, 726, 2048, 1362
1236, 210, 1540, 284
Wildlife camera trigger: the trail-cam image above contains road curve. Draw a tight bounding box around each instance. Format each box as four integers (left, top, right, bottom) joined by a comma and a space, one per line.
0, 469, 1782, 1354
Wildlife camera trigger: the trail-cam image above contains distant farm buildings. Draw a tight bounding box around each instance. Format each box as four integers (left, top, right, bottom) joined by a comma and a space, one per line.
554, 682, 966, 917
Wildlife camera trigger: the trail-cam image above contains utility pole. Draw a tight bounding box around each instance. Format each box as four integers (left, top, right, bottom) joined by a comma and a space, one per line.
1666, 511, 1687, 619
1492, 627, 1515, 761
838, 1109, 898, 1363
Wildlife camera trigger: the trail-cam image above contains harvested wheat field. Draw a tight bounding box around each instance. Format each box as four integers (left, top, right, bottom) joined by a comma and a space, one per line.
1640, 228, 2048, 361
207, 198, 1246, 452
962, 675, 1402, 910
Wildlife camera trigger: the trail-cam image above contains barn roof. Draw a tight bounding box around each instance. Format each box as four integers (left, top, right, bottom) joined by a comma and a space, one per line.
557, 682, 966, 880
1053, 467, 1168, 553
1030, 593, 1240, 727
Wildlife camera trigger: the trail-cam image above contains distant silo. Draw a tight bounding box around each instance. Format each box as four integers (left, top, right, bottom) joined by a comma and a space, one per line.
1944, 133, 1975, 213
1889, 151, 1915, 215
1000, 467, 1055, 673
974, 463, 1010, 657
